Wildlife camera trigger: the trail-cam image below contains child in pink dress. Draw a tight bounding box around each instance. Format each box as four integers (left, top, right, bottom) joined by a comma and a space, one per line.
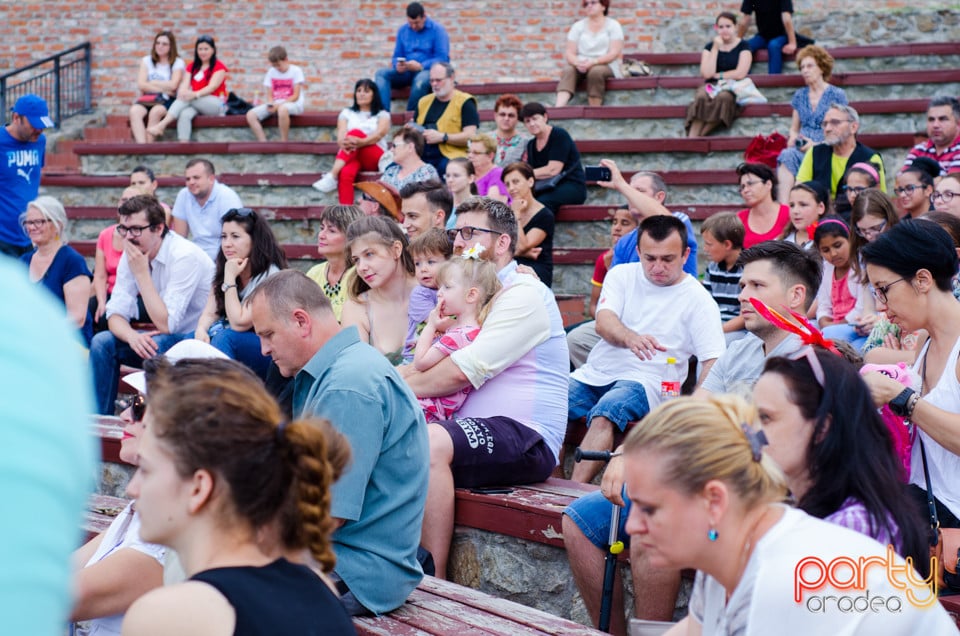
414, 247, 501, 422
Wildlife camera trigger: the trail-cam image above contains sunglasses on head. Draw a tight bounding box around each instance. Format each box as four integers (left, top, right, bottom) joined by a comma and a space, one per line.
223, 207, 256, 221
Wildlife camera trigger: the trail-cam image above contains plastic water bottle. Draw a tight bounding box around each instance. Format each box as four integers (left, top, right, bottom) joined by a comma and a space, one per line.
660, 356, 681, 400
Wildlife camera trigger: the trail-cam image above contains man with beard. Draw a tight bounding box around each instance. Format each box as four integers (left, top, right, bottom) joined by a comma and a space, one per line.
796, 103, 885, 216
401, 197, 568, 578
171, 158, 242, 260
89, 195, 214, 414
413, 62, 479, 176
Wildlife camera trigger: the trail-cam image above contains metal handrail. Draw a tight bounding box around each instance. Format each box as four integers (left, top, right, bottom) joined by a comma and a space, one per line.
1, 42, 92, 127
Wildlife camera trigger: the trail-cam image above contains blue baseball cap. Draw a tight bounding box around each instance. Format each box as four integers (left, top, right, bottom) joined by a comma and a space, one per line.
12, 94, 54, 129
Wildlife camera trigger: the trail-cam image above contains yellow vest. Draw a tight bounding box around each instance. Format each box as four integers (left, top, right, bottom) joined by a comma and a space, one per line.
415, 89, 477, 159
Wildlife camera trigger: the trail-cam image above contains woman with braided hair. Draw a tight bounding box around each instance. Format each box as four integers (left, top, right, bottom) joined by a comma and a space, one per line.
120, 357, 356, 635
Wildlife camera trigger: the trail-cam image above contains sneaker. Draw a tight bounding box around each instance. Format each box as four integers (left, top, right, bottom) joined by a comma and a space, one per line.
312, 173, 338, 193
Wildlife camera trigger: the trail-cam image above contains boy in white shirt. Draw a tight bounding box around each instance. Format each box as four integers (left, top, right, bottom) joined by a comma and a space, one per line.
246, 46, 306, 142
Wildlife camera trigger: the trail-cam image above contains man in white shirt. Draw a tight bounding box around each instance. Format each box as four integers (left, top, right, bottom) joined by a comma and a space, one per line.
171, 158, 243, 260
90, 195, 214, 414
570, 215, 725, 483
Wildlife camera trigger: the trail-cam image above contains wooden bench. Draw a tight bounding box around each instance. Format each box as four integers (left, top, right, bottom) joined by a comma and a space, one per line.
354, 576, 603, 635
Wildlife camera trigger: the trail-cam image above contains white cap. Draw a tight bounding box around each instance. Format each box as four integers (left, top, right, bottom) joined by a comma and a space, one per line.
122, 339, 228, 394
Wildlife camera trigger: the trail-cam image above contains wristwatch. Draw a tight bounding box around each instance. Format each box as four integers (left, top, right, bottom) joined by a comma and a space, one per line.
442, 133, 449, 143
888, 387, 918, 418
221, 282, 238, 293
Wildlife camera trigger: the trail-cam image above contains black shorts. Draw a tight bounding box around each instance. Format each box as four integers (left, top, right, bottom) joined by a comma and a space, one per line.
436, 415, 556, 488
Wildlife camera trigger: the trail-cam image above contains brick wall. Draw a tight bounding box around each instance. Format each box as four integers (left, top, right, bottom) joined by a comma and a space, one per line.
0, 1, 951, 113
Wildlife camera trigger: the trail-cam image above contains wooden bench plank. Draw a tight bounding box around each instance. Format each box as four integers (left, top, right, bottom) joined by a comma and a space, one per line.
379, 602, 501, 635
418, 578, 603, 635
404, 588, 557, 636
353, 616, 435, 636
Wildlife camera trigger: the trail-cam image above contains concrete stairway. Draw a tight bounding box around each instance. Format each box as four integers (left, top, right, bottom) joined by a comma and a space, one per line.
41, 41, 960, 298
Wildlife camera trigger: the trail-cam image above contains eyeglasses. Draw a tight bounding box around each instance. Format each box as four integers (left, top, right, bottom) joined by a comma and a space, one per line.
223, 207, 255, 221
446, 226, 503, 242
429, 77, 450, 85
21, 218, 49, 229
738, 179, 765, 192
789, 346, 826, 388
894, 184, 925, 196
821, 118, 852, 128
872, 277, 907, 304
116, 223, 156, 238
116, 394, 147, 422
388, 140, 407, 150
583, 0, 601, 5
842, 185, 868, 197
932, 191, 960, 204
855, 219, 886, 239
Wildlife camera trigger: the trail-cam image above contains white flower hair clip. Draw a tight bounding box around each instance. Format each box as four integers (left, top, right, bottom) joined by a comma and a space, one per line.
462, 243, 486, 260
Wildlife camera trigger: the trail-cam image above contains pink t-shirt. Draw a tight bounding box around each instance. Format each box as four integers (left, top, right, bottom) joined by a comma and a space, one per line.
96, 224, 123, 294
830, 268, 857, 322
737, 204, 790, 248
417, 325, 481, 423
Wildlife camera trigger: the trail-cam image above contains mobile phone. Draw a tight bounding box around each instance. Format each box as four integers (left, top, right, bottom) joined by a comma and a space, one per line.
469, 487, 514, 495
584, 165, 612, 182
795, 138, 804, 149
397, 57, 406, 64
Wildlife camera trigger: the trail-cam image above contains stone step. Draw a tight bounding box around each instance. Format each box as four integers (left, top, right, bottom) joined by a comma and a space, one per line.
71, 132, 915, 178
386, 68, 960, 110
628, 42, 960, 76
179, 99, 927, 144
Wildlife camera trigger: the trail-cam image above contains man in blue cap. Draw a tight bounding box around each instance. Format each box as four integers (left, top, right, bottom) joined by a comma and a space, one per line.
1, 94, 53, 257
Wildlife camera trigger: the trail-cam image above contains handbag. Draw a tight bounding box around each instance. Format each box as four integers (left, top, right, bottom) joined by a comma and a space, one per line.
136, 93, 164, 105
719, 78, 767, 105
919, 437, 960, 592
744, 132, 787, 169
534, 164, 579, 194
224, 91, 253, 116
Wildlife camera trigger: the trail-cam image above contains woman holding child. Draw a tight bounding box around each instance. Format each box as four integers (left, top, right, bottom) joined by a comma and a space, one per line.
147, 34, 228, 142
340, 216, 418, 365
129, 31, 186, 144
120, 357, 356, 635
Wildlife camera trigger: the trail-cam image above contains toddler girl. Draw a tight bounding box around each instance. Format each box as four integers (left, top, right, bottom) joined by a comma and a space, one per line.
414, 246, 501, 422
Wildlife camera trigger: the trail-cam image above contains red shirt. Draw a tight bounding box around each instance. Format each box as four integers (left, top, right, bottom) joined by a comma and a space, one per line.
738, 204, 790, 248
188, 59, 228, 99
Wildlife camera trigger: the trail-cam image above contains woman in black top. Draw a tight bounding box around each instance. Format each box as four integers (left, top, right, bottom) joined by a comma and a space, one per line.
503, 161, 555, 287
685, 11, 753, 137
520, 101, 587, 215
121, 358, 356, 636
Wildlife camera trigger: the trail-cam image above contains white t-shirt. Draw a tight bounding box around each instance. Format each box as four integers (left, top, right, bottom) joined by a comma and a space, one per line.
142, 55, 186, 98
567, 17, 624, 78
262, 64, 306, 108
572, 263, 725, 407
78, 503, 166, 636
338, 108, 391, 150
689, 506, 955, 635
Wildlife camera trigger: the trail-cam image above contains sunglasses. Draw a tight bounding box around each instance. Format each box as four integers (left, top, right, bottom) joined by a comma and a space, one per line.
115, 394, 147, 422
223, 207, 256, 221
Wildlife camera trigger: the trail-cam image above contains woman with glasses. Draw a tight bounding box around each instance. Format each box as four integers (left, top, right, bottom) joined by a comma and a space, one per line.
554, 0, 624, 108
622, 395, 952, 635
862, 220, 960, 538
466, 134, 507, 202
932, 173, 960, 218
312, 78, 392, 204
492, 94, 529, 167
894, 157, 938, 219
120, 357, 356, 635
685, 11, 752, 137
341, 216, 417, 365
148, 35, 228, 141
193, 208, 287, 378
19, 196, 93, 344
129, 31, 185, 144
775, 46, 848, 202
736, 162, 790, 248
503, 162, 555, 286
71, 386, 164, 635
380, 126, 439, 193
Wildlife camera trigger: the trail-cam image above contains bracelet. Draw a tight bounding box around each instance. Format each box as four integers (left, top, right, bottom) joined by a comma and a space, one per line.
906, 392, 921, 418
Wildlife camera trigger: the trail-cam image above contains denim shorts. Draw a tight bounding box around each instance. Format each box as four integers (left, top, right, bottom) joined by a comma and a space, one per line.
563, 488, 632, 550
568, 378, 651, 432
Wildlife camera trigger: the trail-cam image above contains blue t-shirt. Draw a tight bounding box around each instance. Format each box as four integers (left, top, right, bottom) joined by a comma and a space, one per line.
293, 327, 429, 614
611, 212, 699, 277
21, 245, 94, 344
0, 128, 45, 248
0, 258, 96, 635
